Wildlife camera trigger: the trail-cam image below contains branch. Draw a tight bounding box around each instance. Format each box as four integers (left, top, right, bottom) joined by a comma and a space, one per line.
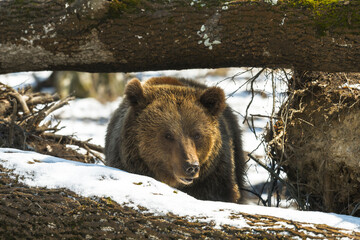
42, 132, 104, 156
0, 84, 102, 164
24, 93, 60, 106
8, 92, 30, 116
44, 96, 75, 116
247, 153, 304, 208
8, 98, 17, 146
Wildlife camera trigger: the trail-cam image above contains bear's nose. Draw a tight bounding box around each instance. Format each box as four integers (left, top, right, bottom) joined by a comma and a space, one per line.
184, 162, 200, 177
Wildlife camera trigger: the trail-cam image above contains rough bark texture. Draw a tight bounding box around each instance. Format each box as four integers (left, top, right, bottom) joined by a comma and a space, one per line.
269, 71, 360, 216
1, 166, 359, 239
0, 0, 360, 74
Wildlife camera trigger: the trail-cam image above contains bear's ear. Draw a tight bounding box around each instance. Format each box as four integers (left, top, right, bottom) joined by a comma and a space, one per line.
125, 78, 146, 107
199, 87, 226, 117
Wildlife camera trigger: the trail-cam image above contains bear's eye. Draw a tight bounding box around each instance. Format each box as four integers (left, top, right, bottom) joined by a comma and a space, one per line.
193, 132, 201, 140
165, 133, 174, 141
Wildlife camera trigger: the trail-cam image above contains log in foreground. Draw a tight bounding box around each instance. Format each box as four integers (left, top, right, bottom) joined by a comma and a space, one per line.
0, 166, 359, 239
0, 0, 360, 74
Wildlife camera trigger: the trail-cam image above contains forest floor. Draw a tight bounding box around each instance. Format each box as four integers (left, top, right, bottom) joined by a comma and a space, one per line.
1, 165, 359, 239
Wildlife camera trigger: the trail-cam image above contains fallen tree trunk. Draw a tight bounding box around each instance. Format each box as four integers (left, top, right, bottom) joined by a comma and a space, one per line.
0, 0, 360, 74
1, 166, 358, 239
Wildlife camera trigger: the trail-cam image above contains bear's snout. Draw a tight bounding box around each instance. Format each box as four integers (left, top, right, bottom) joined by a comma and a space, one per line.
176, 159, 200, 185
184, 162, 200, 177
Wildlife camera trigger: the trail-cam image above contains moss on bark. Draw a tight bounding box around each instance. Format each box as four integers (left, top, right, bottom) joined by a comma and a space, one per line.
283, 0, 360, 35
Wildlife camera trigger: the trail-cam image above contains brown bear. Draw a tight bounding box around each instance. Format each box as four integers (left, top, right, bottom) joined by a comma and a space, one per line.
105, 77, 245, 203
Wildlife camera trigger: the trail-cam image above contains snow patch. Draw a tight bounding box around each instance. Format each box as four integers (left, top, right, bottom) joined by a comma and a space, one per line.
0, 148, 359, 233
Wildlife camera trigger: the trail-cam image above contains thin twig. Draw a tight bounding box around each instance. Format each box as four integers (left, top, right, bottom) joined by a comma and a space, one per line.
8, 98, 17, 146
351, 202, 360, 216
248, 153, 301, 207
268, 131, 284, 148
242, 188, 267, 206
83, 144, 106, 165
243, 68, 265, 126
250, 114, 280, 119
217, 67, 254, 86
42, 132, 104, 154
44, 96, 75, 116
248, 154, 282, 184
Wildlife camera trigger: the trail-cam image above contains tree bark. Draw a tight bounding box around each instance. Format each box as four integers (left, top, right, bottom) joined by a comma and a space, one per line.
0, 0, 360, 74
1, 166, 359, 239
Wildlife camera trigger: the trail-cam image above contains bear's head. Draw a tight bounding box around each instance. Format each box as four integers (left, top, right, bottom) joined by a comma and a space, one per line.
124, 78, 226, 187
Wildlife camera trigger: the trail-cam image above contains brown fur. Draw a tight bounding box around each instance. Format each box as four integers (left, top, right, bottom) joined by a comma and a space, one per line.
105, 77, 245, 203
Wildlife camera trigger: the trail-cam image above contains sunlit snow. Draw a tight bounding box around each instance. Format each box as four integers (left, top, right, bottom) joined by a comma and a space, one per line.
0, 148, 359, 232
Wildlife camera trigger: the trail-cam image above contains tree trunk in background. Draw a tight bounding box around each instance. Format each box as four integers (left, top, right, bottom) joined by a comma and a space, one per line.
52, 71, 127, 101
269, 71, 360, 216
0, 0, 360, 74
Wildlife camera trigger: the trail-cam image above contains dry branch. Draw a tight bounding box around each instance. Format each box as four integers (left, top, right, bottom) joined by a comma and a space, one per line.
8, 91, 30, 115
44, 96, 75, 116
24, 93, 60, 106
8, 98, 17, 146
42, 132, 105, 163
0, 83, 104, 164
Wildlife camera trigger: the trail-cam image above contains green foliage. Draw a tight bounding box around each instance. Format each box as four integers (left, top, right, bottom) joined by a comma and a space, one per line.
286, 0, 341, 8
108, 0, 229, 17
108, 0, 141, 17
284, 0, 360, 35
106, 0, 359, 35
105, 197, 113, 204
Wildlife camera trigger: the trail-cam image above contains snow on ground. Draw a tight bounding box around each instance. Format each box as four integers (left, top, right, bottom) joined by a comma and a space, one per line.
0, 148, 359, 233
52, 97, 121, 147
0, 71, 52, 89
